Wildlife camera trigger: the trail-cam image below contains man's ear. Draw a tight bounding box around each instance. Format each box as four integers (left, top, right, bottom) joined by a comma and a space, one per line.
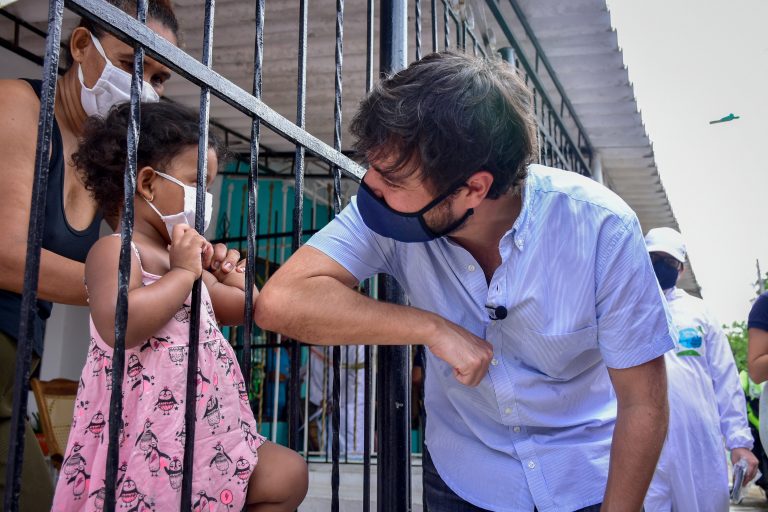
463, 170, 494, 207
136, 167, 157, 202
69, 27, 92, 66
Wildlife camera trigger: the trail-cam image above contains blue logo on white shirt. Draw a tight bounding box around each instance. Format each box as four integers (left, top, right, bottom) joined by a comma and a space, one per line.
677, 327, 702, 356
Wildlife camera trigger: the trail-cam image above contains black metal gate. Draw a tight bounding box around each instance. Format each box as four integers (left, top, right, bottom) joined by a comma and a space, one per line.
2, 0, 596, 511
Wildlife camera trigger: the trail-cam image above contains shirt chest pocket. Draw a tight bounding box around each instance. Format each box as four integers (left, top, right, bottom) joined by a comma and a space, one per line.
515, 326, 600, 380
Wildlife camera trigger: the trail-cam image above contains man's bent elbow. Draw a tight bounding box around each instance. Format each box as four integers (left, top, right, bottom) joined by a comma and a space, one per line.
253, 280, 290, 333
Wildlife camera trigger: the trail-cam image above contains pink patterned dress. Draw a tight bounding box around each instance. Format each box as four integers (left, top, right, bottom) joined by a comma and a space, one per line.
52, 243, 265, 511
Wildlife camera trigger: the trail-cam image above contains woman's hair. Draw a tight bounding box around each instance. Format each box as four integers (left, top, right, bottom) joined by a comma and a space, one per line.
350, 52, 538, 199
73, 101, 224, 221
64, 0, 180, 69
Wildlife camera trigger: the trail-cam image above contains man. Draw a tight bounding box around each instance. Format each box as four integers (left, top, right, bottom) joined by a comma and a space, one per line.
644, 227, 757, 511
256, 52, 674, 511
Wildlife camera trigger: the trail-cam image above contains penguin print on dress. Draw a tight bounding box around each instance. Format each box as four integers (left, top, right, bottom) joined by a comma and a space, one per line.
168, 345, 186, 366
140, 335, 173, 353
127, 354, 155, 393
239, 419, 260, 455
144, 439, 170, 477
67, 461, 90, 500
118, 416, 130, 447
192, 490, 218, 512
196, 367, 212, 400
174, 302, 191, 323
175, 426, 186, 447
203, 395, 223, 433
135, 419, 158, 453
89, 343, 109, 378
126, 493, 154, 512
232, 457, 251, 487
118, 478, 140, 508
153, 387, 181, 415
83, 410, 106, 443
88, 483, 106, 510
236, 381, 249, 404
116, 460, 128, 490
209, 441, 233, 475
164, 457, 183, 490
62, 442, 86, 479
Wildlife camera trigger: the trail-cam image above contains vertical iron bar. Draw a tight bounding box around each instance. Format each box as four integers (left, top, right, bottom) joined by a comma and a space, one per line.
181, 0, 215, 509
366, 0, 374, 94
361, 284, 372, 512
331, 0, 344, 507
415, 0, 422, 61
378, 1, 411, 509
443, 1, 449, 50
241, 0, 265, 410
363, 2, 374, 507
3, 0, 63, 510
288, 0, 309, 452
430, 0, 437, 53
104, 1, 147, 510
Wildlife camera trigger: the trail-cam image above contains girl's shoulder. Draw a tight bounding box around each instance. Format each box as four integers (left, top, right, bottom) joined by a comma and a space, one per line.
85, 234, 143, 280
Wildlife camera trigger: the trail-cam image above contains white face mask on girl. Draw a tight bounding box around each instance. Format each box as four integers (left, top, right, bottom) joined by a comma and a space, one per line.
144, 171, 213, 239
78, 33, 160, 118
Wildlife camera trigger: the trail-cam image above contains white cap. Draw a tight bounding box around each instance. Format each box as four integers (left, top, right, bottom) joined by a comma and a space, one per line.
645, 227, 686, 263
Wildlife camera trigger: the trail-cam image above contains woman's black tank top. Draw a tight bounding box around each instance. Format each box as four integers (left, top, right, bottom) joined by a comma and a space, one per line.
0, 79, 102, 355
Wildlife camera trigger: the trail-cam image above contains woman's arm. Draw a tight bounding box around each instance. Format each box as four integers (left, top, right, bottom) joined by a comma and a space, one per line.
0, 80, 90, 305
748, 328, 768, 384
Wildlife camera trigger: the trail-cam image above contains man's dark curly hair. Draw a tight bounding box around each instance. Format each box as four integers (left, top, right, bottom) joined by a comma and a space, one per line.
351, 52, 538, 199
73, 101, 223, 221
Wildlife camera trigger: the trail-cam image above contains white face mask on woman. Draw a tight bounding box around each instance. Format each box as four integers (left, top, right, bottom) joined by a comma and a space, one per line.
144, 171, 213, 239
78, 33, 160, 118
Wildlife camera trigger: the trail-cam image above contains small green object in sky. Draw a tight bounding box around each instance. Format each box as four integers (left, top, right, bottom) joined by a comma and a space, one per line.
709, 113, 740, 124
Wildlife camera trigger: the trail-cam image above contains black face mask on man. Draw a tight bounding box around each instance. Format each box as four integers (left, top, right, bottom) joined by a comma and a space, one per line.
652, 258, 680, 290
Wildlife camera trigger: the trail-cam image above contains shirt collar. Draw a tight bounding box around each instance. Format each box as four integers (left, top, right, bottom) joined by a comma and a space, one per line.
507, 168, 535, 251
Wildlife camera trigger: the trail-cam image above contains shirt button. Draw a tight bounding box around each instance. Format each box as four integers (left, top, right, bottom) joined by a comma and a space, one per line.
504, 407, 512, 415
528, 460, 536, 469
513, 426, 521, 433
467, 264, 476, 272
491, 358, 499, 366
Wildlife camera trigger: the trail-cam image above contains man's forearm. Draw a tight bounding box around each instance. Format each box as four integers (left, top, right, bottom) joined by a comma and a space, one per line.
255, 273, 440, 347
602, 402, 668, 511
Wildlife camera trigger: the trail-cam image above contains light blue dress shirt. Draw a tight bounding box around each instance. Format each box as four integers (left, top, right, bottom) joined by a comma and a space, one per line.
307, 165, 675, 512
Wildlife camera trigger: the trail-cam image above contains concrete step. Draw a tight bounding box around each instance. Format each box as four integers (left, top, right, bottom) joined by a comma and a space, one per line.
300, 461, 424, 512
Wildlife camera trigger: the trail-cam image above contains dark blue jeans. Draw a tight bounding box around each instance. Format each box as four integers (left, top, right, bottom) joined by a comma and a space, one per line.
422, 447, 602, 512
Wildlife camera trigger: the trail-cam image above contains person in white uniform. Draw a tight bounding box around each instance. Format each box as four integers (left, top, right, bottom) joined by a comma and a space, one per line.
644, 227, 758, 511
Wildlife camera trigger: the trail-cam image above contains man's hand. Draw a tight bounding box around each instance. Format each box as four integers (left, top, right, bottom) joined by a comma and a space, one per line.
732, 447, 759, 486
206, 243, 241, 275
426, 318, 494, 386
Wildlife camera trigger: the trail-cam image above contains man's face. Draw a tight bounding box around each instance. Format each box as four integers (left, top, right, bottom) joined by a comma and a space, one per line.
363, 154, 469, 236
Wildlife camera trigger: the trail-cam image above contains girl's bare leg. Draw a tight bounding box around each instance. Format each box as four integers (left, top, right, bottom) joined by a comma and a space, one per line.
246, 441, 309, 511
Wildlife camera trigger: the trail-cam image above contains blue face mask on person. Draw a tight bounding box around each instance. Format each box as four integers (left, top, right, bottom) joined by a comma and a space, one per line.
652, 259, 679, 290
356, 179, 473, 243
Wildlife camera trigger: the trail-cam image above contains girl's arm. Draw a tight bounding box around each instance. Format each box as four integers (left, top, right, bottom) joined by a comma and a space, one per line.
87, 226, 209, 348
202, 263, 258, 326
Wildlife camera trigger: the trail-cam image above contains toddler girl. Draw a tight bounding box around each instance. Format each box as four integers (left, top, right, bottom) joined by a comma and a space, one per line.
52, 102, 308, 511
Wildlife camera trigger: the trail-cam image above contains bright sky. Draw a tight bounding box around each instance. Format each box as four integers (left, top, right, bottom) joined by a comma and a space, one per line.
606, 0, 768, 325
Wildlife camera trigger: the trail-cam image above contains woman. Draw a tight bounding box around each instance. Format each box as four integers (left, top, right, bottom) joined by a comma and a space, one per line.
748, 292, 768, 459
0, 2, 238, 509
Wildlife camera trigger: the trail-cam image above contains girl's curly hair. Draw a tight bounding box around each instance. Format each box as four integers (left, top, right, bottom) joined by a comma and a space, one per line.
73, 101, 224, 221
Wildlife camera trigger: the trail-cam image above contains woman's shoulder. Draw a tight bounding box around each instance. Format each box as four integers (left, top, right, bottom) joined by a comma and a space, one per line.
0, 80, 45, 151
0, 79, 41, 113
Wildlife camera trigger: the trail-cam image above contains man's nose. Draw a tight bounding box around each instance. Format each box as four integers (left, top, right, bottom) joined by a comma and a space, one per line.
363, 170, 385, 199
